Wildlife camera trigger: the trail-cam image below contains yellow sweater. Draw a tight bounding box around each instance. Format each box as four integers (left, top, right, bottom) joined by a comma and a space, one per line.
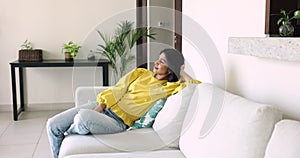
97, 68, 201, 126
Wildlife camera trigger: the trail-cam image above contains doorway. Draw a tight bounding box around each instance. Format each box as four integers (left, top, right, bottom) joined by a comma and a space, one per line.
136, 0, 182, 68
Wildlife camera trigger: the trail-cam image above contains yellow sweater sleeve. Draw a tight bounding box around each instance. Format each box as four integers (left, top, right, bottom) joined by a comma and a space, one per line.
97, 68, 146, 109
171, 79, 201, 95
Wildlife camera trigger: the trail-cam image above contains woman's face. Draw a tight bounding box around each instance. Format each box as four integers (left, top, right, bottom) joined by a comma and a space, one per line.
153, 53, 170, 79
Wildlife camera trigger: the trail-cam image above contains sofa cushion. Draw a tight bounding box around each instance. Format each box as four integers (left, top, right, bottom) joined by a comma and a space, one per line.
131, 98, 167, 129
264, 119, 300, 158
59, 128, 170, 158
180, 83, 282, 158
62, 150, 185, 158
153, 84, 196, 148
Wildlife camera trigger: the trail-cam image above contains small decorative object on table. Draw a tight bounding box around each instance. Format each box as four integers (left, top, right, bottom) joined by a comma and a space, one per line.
87, 53, 95, 60
277, 9, 300, 37
19, 39, 43, 61
62, 41, 81, 61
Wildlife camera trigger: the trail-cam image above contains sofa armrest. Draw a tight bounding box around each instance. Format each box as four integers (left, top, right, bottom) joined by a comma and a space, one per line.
74, 86, 110, 107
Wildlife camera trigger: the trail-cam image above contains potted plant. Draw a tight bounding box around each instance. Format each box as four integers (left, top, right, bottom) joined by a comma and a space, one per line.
94, 20, 155, 84
277, 9, 300, 36
19, 39, 43, 61
62, 41, 81, 61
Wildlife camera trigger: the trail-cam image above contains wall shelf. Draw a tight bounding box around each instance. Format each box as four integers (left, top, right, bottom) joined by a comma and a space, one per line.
228, 37, 300, 62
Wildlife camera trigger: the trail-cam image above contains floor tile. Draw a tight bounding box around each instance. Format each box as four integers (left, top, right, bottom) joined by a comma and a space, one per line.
32, 142, 53, 158
47, 110, 64, 118
4, 120, 45, 134
39, 127, 50, 144
19, 111, 52, 121
0, 110, 65, 158
0, 131, 41, 145
0, 112, 12, 125
0, 125, 8, 136
0, 144, 36, 158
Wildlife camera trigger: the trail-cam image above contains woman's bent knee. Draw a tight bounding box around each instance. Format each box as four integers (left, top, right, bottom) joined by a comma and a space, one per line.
46, 117, 55, 131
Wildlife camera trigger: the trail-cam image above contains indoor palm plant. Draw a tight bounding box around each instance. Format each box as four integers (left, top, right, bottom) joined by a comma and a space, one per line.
277, 9, 300, 36
94, 20, 155, 83
62, 41, 81, 61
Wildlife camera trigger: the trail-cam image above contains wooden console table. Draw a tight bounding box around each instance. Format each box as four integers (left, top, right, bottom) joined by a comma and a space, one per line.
10, 59, 109, 121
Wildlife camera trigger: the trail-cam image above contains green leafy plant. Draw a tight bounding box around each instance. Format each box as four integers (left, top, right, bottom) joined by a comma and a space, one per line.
277, 9, 300, 25
94, 20, 155, 82
20, 39, 33, 50
62, 41, 81, 58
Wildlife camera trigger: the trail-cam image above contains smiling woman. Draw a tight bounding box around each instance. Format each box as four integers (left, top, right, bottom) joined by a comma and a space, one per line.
46, 48, 201, 158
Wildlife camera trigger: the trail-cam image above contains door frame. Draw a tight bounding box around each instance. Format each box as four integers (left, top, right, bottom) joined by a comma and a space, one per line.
136, 0, 182, 68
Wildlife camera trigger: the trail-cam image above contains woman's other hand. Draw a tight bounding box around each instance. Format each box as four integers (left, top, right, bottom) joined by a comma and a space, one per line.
94, 103, 107, 112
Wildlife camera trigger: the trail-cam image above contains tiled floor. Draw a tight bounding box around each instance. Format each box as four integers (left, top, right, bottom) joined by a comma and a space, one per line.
0, 110, 62, 158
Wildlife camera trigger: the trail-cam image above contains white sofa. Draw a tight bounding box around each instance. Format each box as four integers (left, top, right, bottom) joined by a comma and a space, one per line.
59, 83, 300, 158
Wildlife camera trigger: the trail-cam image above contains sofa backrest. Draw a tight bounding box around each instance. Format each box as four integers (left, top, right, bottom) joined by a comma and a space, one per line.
179, 83, 282, 158
264, 119, 300, 158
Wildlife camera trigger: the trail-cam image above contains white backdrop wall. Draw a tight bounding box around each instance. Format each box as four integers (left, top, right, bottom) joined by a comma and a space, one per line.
183, 0, 300, 120
0, 0, 135, 110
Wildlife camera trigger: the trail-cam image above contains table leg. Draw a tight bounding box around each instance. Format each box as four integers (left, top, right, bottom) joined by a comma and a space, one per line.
103, 64, 109, 86
19, 67, 25, 112
10, 66, 18, 121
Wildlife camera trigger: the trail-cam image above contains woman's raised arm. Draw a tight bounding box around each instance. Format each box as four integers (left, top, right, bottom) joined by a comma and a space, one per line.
179, 65, 193, 82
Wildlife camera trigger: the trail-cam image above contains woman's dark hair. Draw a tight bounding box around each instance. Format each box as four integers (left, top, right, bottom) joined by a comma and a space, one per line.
160, 48, 184, 82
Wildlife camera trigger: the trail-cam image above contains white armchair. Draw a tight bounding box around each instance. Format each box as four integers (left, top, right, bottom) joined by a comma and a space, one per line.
74, 86, 110, 107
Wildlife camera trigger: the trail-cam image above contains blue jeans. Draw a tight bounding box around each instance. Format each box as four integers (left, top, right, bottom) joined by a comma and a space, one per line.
46, 101, 128, 158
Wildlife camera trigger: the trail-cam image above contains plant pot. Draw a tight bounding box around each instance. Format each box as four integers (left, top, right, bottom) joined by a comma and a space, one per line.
65, 52, 73, 61
19, 49, 43, 61
279, 21, 294, 37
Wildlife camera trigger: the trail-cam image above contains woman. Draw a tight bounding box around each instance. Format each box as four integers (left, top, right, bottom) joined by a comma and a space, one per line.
47, 48, 200, 158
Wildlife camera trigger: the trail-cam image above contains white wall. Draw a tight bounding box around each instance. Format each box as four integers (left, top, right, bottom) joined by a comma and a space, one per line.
183, 0, 300, 120
0, 0, 135, 110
